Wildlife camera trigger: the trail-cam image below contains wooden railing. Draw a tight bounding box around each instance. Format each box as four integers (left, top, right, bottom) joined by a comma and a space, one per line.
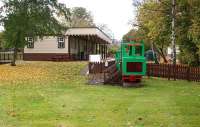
88, 60, 119, 84
103, 63, 121, 84
0, 52, 23, 64
147, 63, 200, 82
89, 61, 200, 82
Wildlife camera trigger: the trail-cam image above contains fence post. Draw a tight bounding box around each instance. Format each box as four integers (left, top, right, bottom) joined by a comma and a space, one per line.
147, 63, 150, 78
88, 62, 91, 74
173, 65, 176, 81
3, 52, 4, 60
187, 66, 190, 82
168, 64, 171, 80
198, 67, 200, 82
103, 69, 106, 84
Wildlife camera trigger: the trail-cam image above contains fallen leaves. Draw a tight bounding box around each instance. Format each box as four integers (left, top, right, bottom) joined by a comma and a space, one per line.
0, 61, 87, 85
7, 110, 17, 117
0, 62, 48, 83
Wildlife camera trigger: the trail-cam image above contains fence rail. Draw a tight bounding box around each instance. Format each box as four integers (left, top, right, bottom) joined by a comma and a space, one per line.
0, 52, 23, 64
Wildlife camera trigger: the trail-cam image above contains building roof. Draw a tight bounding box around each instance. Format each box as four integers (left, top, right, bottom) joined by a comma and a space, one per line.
65, 27, 112, 44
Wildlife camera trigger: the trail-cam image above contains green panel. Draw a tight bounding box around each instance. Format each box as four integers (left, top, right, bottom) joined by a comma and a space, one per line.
115, 40, 147, 76
122, 57, 146, 75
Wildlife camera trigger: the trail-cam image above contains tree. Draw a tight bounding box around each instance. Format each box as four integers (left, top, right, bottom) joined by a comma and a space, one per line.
187, 0, 200, 65
0, 0, 70, 66
175, 0, 199, 66
132, 0, 171, 63
61, 7, 94, 27
132, 0, 200, 66
123, 29, 138, 42
122, 28, 151, 51
97, 24, 114, 39
0, 32, 4, 49
108, 44, 119, 56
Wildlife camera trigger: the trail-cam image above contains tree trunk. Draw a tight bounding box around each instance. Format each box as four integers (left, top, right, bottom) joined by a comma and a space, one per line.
197, 54, 200, 65
151, 42, 159, 64
11, 47, 17, 66
152, 42, 168, 63
171, 0, 176, 65
194, 54, 200, 66
160, 48, 168, 63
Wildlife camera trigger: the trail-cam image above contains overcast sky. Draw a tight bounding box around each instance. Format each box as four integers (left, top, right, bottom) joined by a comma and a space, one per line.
59, 0, 135, 40
0, 1, 3, 32
0, 0, 135, 40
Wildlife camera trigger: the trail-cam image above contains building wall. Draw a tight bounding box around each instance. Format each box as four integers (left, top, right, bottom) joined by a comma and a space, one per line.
167, 46, 180, 56
23, 35, 108, 61
24, 36, 69, 53
23, 53, 70, 61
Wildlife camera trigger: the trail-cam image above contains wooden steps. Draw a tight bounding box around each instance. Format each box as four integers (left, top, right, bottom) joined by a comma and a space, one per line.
103, 63, 122, 85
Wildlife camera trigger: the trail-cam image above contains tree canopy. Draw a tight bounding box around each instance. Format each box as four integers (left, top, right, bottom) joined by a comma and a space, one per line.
97, 24, 114, 39
0, 32, 4, 49
0, 0, 70, 65
61, 7, 94, 27
129, 0, 200, 66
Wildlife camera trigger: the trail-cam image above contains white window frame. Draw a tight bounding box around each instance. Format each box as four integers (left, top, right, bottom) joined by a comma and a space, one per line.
27, 37, 34, 48
57, 36, 65, 49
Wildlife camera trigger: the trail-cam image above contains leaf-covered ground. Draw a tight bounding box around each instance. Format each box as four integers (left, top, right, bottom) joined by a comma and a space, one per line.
0, 61, 200, 127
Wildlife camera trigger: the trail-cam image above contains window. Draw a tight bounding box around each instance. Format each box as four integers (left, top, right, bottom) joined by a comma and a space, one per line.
27, 37, 34, 48
127, 62, 142, 72
58, 37, 65, 48
135, 46, 142, 56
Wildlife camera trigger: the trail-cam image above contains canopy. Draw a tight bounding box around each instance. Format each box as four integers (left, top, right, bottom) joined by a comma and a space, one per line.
65, 27, 112, 44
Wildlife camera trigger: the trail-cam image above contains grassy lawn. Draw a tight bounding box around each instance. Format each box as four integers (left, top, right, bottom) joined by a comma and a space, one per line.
0, 61, 200, 127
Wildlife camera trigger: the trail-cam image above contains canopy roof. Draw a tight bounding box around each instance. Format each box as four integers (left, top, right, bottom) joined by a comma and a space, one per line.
65, 27, 112, 44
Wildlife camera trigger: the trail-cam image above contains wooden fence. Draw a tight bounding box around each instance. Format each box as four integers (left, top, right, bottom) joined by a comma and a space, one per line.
0, 52, 23, 64
88, 60, 118, 84
147, 63, 200, 82
89, 62, 200, 82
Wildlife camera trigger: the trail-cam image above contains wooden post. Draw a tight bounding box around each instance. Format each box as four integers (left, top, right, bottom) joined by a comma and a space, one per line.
104, 72, 106, 84
187, 66, 190, 81
99, 44, 101, 56
95, 42, 98, 54
105, 44, 107, 58
102, 45, 104, 59
85, 39, 87, 60
102, 44, 105, 59
78, 38, 80, 60
173, 64, 176, 80
98, 43, 101, 54
89, 62, 91, 74
198, 67, 200, 82
104, 44, 106, 59
68, 36, 71, 60
147, 63, 150, 78
168, 64, 171, 80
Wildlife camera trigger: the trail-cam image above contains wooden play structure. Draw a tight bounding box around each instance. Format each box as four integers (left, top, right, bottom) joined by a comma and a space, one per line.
89, 40, 147, 86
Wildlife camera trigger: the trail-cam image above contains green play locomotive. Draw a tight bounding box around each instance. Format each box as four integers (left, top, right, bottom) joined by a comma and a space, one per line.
115, 40, 146, 85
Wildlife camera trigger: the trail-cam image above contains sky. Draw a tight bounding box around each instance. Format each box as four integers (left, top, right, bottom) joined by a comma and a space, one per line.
0, 0, 136, 40
59, 0, 135, 40
0, 1, 3, 32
